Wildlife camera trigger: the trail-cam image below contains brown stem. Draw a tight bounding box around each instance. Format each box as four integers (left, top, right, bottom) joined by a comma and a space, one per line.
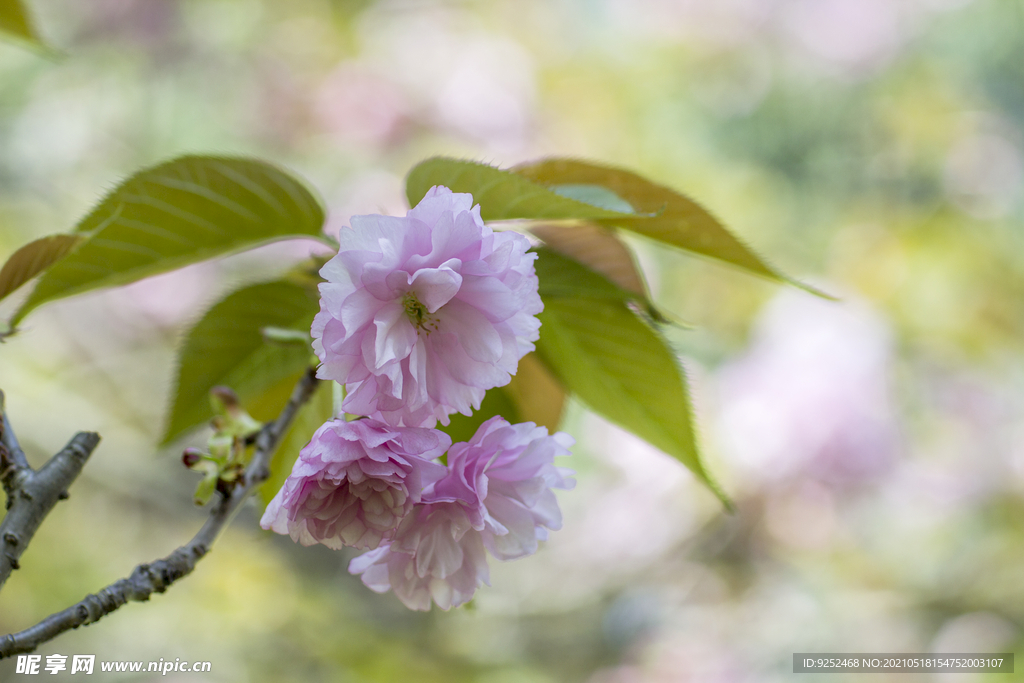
0, 367, 320, 659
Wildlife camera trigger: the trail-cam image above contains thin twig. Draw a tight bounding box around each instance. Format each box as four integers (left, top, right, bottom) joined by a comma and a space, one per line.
0, 390, 32, 499
0, 431, 101, 590
0, 366, 320, 659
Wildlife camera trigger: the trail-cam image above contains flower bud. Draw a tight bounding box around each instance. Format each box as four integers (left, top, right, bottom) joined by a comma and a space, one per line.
182, 448, 204, 469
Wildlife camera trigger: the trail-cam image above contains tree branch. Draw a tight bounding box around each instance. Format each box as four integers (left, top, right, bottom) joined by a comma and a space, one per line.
0, 366, 320, 659
0, 429, 101, 590
0, 390, 32, 499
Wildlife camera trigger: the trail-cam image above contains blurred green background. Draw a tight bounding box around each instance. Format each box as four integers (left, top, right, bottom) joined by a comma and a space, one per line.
2, 0, 1024, 681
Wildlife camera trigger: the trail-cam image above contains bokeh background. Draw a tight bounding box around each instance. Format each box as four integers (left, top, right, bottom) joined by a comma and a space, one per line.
2, 0, 1024, 681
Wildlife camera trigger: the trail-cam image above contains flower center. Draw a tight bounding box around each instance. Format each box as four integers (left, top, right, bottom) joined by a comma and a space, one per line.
402, 292, 440, 334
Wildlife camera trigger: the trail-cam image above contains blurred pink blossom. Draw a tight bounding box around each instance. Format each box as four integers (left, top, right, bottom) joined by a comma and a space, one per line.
716, 291, 898, 484
314, 63, 409, 150
783, 0, 903, 76
312, 186, 542, 427
260, 417, 448, 550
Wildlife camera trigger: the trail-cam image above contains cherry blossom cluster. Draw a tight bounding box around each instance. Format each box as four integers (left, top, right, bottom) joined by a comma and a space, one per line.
261, 187, 574, 610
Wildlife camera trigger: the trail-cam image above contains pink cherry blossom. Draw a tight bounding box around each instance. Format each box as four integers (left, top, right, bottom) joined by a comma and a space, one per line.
311, 186, 542, 427
348, 416, 574, 609
438, 416, 575, 560
348, 502, 489, 611
260, 417, 448, 550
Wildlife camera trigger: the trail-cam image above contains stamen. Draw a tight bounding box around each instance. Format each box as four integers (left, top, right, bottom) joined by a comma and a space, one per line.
402, 292, 440, 334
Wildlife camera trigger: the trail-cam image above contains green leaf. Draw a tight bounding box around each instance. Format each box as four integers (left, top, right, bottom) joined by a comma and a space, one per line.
549, 184, 636, 214
535, 296, 730, 507
261, 326, 312, 345
534, 247, 636, 302
193, 471, 220, 507
515, 158, 824, 296
532, 224, 668, 323
0, 234, 84, 304
163, 280, 320, 443
502, 352, 566, 433
10, 155, 326, 329
260, 378, 331, 507
442, 383, 520, 446
440, 353, 566, 446
0, 0, 42, 46
405, 158, 636, 222
531, 225, 646, 296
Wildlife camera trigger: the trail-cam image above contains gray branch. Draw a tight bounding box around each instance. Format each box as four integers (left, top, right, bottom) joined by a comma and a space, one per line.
1, 390, 32, 498
0, 367, 320, 659
0, 422, 101, 590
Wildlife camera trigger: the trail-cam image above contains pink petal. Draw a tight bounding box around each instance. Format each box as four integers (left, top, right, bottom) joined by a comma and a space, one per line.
373, 303, 417, 369
409, 265, 463, 313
